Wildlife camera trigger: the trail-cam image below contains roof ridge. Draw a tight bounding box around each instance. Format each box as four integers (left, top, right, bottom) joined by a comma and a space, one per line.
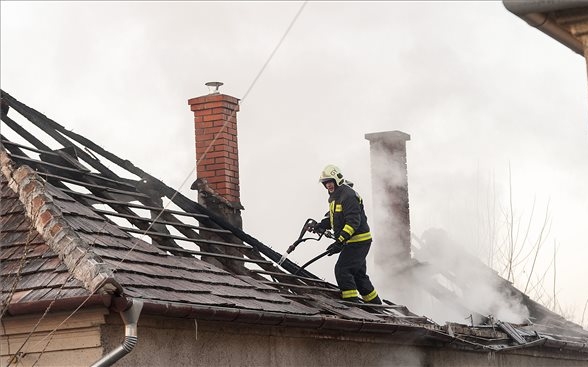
0, 146, 122, 295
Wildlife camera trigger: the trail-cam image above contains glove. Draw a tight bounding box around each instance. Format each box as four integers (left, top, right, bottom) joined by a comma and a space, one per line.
313, 225, 326, 235
326, 241, 343, 256
308, 221, 326, 235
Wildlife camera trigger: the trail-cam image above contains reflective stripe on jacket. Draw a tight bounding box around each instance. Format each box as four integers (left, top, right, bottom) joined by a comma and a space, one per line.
320, 183, 371, 244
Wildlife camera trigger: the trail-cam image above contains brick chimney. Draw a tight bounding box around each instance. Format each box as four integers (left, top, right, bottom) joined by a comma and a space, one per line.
365, 131, 411, 269
188, 82, 246, 274
188, 82, 241, 207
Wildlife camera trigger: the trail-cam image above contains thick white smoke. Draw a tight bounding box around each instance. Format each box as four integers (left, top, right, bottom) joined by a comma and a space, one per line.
368, 137, 530, 325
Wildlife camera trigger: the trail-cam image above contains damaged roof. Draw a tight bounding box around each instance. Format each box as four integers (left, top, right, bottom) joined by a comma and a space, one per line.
0, 90, 427, 326
1, 90, 587, 355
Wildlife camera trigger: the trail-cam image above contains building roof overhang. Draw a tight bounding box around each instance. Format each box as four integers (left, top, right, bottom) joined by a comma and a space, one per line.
503, 0, 587, 55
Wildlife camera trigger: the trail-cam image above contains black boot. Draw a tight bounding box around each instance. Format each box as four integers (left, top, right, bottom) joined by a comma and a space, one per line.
367, 295, 382, 305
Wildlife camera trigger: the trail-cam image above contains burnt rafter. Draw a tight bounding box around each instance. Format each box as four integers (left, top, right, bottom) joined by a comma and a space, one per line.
39, 146, 90, 173
1, 89, 320, 282
41, 172, 147, 201
2, 139, 61, 159
92, 209, 231, 235
3, 144, 236, 259
1, 114, 51, 152
78, 179, 249, 262
2, 91, 250, 256
120, 226, 251, 250
4, 144, 278, 272
98, 192, 188, 256
9, 153, 135, 191
152, 245, 272, 265
0, 137, 28, 162
1, 90, 125, 182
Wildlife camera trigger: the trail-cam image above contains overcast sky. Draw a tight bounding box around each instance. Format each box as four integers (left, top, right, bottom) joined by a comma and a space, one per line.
2, 1, 587, 326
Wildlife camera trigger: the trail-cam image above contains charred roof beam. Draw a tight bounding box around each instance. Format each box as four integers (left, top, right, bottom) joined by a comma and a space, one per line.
1, 114, 51, 152
9, 153, 136, 191
2, 90, 320, 280
1, 90, 128, 181
150, 245, 272, 265
120, 226, 252, 250
92, 208, 231, 235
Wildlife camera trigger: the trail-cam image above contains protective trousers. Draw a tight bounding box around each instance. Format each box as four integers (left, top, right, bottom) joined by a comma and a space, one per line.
334, 243, 378, 302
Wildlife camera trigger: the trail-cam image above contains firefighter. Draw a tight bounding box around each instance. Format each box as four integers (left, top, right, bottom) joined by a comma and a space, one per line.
311, 164, 382, 304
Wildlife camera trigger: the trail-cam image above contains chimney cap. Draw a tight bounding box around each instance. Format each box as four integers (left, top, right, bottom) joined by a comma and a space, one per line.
365, 130, 411, 143
205, 81, 224, 95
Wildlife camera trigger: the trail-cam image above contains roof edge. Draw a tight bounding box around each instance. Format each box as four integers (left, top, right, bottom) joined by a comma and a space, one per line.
0, 146, 123, 295
503, 0, 587, 15
139, 298, 432, 336
136, 299, 588, 354
4, 294, 112, 317
502, 0, 585, 55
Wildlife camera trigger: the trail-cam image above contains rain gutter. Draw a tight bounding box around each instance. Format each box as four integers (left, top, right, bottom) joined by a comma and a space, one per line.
136, 298, 451, 344
4, 294, 111, 316
134, 299, 586, 353
138, 299, 588, 354
502, 0, 584, 55
139, 299, 411, 334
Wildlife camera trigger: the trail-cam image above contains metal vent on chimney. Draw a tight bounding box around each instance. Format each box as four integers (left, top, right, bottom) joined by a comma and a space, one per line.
205, 81, 223, 95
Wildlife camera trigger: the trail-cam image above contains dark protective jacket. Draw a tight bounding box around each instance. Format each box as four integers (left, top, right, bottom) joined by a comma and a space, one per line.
319, 183, 372, 244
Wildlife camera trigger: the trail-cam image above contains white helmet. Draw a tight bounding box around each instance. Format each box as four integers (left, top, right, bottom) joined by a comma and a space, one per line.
319, 164, 345, 186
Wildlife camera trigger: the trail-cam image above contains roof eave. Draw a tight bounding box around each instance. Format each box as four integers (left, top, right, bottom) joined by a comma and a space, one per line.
136, 298, 588, 355
502, 0, 584, 55
138, 298, 444, 340
4, 294, 112, 317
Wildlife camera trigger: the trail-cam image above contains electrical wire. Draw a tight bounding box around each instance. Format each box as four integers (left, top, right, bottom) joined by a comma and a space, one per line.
115, 0, 308, 267
9, 2, 309, 363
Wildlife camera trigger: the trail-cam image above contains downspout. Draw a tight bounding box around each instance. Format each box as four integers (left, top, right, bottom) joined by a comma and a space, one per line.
91, 299, 144, 367
502, 0, 584, 55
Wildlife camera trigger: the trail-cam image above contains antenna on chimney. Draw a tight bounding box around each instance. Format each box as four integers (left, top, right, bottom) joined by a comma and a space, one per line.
205, 81, 224, 95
